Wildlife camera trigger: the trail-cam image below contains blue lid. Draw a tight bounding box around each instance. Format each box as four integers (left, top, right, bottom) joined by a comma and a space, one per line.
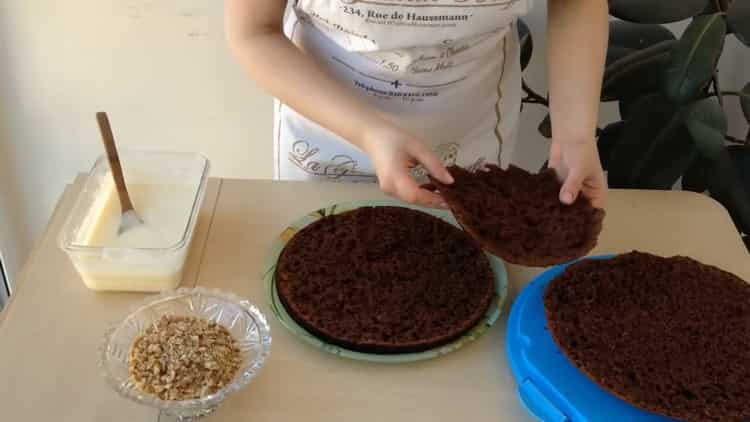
506, 256, 679, 422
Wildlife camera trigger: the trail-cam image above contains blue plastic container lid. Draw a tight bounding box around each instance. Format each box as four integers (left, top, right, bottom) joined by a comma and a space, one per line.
506, 256, 679, 422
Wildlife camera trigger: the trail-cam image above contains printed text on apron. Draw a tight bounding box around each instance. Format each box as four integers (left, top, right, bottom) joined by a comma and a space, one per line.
274, 0, 532, 182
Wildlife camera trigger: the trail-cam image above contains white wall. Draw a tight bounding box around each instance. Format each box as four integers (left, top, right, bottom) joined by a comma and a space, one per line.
0, 172, 19, 290
0, 0, 275, 285
0, 1, 747, 286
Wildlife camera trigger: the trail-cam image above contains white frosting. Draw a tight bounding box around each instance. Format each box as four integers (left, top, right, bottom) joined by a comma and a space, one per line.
79, 180, 195, 249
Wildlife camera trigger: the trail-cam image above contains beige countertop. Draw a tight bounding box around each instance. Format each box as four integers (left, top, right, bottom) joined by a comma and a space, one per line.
0, 177, 748, 422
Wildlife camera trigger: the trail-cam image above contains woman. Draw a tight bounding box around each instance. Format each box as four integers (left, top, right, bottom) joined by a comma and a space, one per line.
225, 0, 608, 209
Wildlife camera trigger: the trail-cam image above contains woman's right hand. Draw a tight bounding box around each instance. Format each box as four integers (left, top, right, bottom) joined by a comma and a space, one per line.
226, 0, 456, 203
226, 0, 453, 204
362, 125, 454, 209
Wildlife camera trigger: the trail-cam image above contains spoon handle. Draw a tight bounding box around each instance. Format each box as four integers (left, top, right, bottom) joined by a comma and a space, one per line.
96, 112, 136, 213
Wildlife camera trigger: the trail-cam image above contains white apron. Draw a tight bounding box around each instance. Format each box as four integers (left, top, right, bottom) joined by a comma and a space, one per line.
275, 0, 531, 182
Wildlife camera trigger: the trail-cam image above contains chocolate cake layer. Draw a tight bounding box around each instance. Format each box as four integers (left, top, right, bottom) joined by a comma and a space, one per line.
275, 206, 496, 354
432, 165, 604, 266
545, 252, 750, 422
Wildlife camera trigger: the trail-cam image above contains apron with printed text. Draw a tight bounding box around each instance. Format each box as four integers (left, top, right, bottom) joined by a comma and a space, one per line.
275, 0, 532, 182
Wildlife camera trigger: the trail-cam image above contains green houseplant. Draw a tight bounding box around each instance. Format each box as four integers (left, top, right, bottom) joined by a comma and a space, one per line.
519, 0, 750, 249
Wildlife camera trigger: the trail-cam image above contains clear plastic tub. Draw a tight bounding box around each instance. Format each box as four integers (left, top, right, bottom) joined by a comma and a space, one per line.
60, 150, 210, 292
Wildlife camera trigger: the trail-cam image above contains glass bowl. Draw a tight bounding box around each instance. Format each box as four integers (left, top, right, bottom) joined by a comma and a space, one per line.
99, 288, 272, 420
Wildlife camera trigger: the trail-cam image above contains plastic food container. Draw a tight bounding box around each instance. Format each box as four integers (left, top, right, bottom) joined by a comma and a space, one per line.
60, 150, 210, 292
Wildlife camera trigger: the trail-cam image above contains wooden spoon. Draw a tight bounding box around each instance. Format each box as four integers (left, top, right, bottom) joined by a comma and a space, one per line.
96, 112, 143, 235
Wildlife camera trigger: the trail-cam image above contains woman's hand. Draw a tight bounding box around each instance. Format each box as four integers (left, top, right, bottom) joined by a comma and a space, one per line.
546, 0, 609, 208
549, 139, 607, 208
362, 125, 454, 209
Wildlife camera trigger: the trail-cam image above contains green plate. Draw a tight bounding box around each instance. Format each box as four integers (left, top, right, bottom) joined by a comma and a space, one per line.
262, 200, 509, 363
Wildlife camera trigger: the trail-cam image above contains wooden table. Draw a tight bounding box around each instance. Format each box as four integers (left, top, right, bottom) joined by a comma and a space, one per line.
0, 178, 747, 422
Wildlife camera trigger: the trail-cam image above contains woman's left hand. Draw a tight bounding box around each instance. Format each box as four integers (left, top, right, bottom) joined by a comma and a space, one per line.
546, 0, 609, 209
548, 139, 608, 209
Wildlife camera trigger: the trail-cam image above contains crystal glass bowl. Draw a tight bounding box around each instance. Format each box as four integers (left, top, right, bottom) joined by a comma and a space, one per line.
99, 288, 271, 420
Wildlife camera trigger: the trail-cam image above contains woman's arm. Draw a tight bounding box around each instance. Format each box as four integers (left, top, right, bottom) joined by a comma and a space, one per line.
224, 0, 452, 207
546, 0, 609, 207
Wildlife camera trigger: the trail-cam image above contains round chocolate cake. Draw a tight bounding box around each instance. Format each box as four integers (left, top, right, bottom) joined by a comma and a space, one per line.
430, 165, 605, 267
545, 252, 750, 422
275, 206, 496, 354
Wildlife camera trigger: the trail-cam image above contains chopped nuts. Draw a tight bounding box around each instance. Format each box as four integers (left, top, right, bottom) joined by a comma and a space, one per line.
128, 315, 242, 401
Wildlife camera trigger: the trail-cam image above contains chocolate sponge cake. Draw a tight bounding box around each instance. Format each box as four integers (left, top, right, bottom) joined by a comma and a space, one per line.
275, 206, 496, 354
545, 252, 750, 422
430, 165, 604, 267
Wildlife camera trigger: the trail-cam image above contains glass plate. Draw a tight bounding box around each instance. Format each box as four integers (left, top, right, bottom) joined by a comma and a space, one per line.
262, 200, 508, 363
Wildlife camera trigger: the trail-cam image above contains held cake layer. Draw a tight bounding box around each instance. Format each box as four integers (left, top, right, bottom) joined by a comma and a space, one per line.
275, 206, 496, 354
430, 165, 605, 267
544, 252, 750, 422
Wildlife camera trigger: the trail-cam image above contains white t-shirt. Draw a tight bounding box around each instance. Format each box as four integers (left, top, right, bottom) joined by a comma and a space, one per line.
275, 0, 532, 182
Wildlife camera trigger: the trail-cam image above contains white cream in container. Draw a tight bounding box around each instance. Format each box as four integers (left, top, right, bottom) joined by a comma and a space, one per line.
60, 150, 209, 292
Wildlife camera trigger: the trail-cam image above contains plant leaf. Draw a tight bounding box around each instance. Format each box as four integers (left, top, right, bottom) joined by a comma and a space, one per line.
609, 0, 710, 24
619, 97, 640, 120
728, 0, 750, 47
609, 20, 676, 50
602, 40, 676, 101
597, 121, 626, 171
728, 145, 750, 195
684, 98, 728, 161
518, 19, 533, 71
682, 158, 708, 193
607, 93, 686, 188
741, 81, 750, 125
664, 14, 727, 104
606, 45, 637, 68
700, 1, 721, 15
538, 114, 552, 138
638, 126, 698, 190
706, 147, 750, 234
606, 21, 674, 73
